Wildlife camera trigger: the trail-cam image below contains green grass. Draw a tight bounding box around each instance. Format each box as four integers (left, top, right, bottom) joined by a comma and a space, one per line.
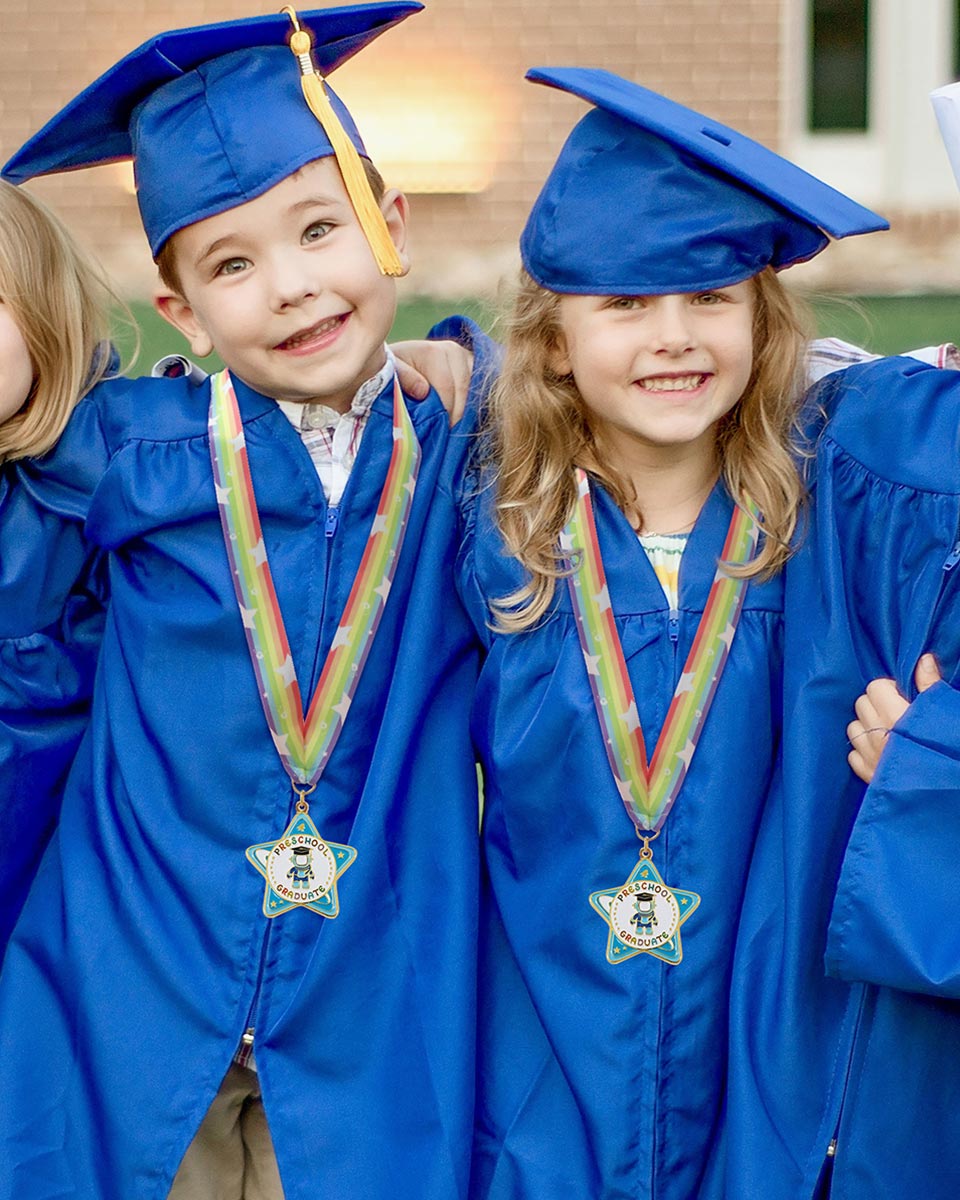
807, 294, 960, 356
118, 293, 960, 378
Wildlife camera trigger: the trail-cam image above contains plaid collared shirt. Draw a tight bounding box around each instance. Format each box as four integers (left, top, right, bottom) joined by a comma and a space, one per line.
276, 347, 396, 505
806, 337, 960, 383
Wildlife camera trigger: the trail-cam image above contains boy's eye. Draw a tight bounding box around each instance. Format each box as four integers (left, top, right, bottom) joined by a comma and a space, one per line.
215, 257, 250, 278
302, 221, 332, 244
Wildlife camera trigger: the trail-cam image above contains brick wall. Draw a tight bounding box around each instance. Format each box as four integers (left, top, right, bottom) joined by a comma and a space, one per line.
341, 0, 785, 298
0, 0, 788, 300
4, 1, 954, 302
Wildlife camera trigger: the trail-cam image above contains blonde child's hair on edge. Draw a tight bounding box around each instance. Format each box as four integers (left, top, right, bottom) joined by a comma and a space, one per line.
0, 180, 120, 463
490, 267, 814, 632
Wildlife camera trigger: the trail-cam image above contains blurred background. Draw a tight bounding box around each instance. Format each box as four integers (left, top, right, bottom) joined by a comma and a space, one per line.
4, 0, 960, 367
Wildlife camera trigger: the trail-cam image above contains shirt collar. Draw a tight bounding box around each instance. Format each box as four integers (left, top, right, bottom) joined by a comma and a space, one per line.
276, 345, 395, 431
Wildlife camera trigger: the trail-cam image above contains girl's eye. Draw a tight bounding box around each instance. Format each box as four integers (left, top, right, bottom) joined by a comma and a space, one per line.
303, 221, 332, 244
693, 291, 725, 305
609, 296, 645, 310
215, 257, 250, 278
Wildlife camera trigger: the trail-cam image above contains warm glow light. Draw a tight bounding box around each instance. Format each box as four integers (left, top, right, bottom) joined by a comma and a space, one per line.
334, 57, 512, 194
110, 59, 512, 197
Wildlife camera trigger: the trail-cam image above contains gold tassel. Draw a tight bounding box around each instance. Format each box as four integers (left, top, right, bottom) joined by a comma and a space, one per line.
282, 6, 405, 277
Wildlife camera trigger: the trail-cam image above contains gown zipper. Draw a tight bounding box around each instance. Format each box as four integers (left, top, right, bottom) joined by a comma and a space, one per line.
236, 490, 342, 1064
815, 984, 867, 1197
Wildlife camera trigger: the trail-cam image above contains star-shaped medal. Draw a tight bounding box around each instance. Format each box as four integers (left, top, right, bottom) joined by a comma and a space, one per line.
246, 809, 356, 919
589, 856, 700, 965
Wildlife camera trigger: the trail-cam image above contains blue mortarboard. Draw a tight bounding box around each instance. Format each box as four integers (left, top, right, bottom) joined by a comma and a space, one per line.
521, 67, 888, 295
2, 4, 421, 264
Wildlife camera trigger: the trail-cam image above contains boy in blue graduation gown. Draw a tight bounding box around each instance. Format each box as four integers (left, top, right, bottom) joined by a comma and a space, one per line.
0, 7, 488, 1198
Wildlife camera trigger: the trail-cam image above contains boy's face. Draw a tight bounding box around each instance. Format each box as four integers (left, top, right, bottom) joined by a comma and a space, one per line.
154, 158, 409, 412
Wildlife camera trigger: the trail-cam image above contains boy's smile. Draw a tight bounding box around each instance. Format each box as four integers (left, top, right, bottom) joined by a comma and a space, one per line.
155, 157, 409, 413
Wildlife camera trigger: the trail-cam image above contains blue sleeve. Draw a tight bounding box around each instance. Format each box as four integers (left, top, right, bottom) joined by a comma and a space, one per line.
453, 473, 497, 653
826, 681, 960, 997
0, 393, 111, 635
0, 557, 107, 952
427, 313, 502, 441
426, 314, 505, 650
810, 356, 960, 997
0, 398, 112, 950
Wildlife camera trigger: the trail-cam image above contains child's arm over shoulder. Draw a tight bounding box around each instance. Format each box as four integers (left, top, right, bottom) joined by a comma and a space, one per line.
427, 315, 502, 439
809, 355, 960, 495
801, 357, 960, 997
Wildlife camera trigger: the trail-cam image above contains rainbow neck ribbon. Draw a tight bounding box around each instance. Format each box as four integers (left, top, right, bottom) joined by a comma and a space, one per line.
562, 467, 760, 835
208, 369, 421, 789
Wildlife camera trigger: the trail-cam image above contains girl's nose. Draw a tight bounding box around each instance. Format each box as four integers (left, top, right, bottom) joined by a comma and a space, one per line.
650, 297, 696, 354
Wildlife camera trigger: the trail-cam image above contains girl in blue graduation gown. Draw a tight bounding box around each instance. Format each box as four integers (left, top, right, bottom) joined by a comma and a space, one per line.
0, 179, 116, 952
456, 68, 886, 1200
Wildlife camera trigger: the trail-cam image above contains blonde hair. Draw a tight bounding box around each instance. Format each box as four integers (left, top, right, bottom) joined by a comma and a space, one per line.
0, 181, 119, 463
489, 267, 813, 632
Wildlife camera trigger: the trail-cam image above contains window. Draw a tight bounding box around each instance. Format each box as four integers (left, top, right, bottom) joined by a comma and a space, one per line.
808, 0, 870, 131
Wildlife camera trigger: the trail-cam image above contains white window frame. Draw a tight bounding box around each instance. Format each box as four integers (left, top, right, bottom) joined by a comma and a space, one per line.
783, 0, 957, 209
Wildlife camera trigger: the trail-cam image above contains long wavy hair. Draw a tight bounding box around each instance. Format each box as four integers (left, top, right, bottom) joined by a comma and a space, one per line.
489, 267, 813, 632
0, 181, 120, 463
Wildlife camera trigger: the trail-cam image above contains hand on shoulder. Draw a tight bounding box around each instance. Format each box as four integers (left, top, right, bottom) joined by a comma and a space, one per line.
392, 340, 474, 425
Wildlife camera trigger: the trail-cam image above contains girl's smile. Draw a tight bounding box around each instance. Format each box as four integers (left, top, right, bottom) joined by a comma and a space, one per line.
635, 371, 712, 394
551, 282, 755, 467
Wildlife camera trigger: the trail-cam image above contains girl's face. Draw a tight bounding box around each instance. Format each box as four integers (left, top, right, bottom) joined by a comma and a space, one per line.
551, 281, 755, 461
0, 298, 34, 424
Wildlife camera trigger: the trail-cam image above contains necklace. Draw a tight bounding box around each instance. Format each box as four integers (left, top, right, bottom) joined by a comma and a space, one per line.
562, 468, 760, 963
208, 368, 420, 918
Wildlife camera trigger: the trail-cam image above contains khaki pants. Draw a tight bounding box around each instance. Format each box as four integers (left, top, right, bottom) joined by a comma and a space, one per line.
168, 1063, 285, 1200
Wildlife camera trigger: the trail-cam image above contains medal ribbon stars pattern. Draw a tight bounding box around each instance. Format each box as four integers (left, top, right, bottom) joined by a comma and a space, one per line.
208, 370, 420, 917
563, 468, 759, 962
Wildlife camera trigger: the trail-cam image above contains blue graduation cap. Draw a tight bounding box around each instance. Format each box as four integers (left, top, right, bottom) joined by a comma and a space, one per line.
520, 67, 888, 295
3, 4, 421, 270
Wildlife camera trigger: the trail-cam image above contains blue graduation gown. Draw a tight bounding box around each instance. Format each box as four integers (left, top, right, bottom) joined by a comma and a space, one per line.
0, 500, 106, 954
457, 476, 783, 1200
723, 357, 960, 1198
0, 362, 482, 1200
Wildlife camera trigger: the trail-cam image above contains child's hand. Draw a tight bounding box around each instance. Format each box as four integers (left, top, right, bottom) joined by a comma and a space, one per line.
847, 654, 942, 783
391, 340, 474, 424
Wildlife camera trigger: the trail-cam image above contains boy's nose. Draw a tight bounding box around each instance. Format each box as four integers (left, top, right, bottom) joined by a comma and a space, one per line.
269, 254, 321, 311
